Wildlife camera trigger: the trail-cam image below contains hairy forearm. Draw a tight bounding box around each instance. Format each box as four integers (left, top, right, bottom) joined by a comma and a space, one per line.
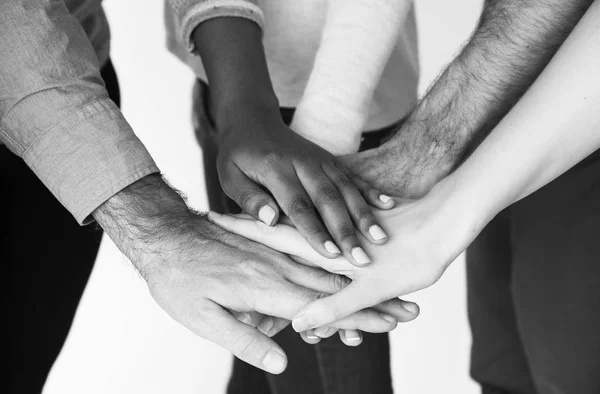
352, 0, 593, 196
291, 0, 412, 154
440, 1, 600, 225
93, 174, 210, 279
193, 17, 280, 130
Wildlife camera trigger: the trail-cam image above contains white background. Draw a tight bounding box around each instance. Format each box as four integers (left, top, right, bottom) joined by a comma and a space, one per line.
44, 1, 484, 393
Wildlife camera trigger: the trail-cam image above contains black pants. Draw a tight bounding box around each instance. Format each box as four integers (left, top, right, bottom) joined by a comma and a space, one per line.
467, 149, 600, 394
4, 60, 121, 394
193, 80, 397, 394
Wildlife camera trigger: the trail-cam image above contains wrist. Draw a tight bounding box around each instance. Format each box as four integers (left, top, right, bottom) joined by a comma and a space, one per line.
343, 127, 456, 198
213, 95, 282, 139
425, 171, 497, 251
93, 175, 210, 277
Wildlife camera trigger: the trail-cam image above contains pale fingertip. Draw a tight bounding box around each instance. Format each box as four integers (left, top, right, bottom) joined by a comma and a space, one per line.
401, 301, 420, 316
262, 349, 287, 374
351, 247, 371, 266
292, 314, 314, 332
314, 326, 334, 338
346, 335, 362, 342
306, 329, 320, 340
380, 312, 398, 324
343, 330, 362, 343
324, 240, 341, 255
368, 225, 388, 241
258, 205, 277, 226
237, 312, 253, 326
258, 316, 275, 336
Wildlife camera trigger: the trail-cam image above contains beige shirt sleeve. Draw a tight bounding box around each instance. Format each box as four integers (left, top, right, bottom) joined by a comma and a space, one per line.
0, 0, 159, 224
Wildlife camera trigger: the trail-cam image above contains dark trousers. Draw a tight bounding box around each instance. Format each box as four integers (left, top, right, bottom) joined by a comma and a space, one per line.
467, 149, 600, 394
3, 60, 121, 394
193, 80, 396, 394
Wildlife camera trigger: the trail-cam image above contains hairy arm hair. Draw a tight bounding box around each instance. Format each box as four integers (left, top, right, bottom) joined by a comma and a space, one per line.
93, 174, 216, 280
352, 0, 593, 196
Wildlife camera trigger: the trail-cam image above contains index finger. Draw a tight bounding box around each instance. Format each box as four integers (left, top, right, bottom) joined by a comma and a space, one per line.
262, 170, 343, 260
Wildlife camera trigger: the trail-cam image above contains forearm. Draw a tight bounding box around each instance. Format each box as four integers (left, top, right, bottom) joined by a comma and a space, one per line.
291, 0, 413, 154
355, 0, 593, 195
438, 1, 600, 227
193, 17, 280, 130
93, 174, 212, 278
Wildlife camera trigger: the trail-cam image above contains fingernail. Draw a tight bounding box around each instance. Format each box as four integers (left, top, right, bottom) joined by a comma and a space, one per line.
379, 194, 392, 204
380, 313, 397, 324
262, 349, 287, 374
306, 329, 319, 340
369, 225, 388, 241
292, 314, 313, 332
324, 240, 341, 254
258, 205, 276, 226
258, 317, 274, 336
351, 247, 371, 266
401, 301, 419, 315
314, 327, 334, 338
239, 312, 252, 325
344, 331, 362, 342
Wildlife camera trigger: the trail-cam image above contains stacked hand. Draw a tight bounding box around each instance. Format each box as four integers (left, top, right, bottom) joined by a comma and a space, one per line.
94, 175, 419, 374
208, 177, 476, 334
145, 218, 420, 371
215, 108, 395, 266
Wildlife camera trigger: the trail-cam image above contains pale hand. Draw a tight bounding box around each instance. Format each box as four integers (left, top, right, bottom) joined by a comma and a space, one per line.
208, 183, 474, 333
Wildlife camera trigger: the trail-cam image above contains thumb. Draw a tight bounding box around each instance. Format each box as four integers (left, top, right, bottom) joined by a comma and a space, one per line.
291, 281, 379, 332
201, 303, 288, 374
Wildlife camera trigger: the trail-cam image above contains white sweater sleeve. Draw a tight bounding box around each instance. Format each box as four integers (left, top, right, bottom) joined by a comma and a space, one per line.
168, 0, 264, 53
291, 0, 414, 155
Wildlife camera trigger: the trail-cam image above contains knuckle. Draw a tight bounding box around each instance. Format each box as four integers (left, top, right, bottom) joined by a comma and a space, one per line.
325, 298, 344, 320
302, 287, 320, 304
306, 225, 325, 238
331, 274, 350, 292
423, 266, 445, 288
292, 147, 309, 161
262, 151, 286, 168
350, 310, 368, 326
353, 208, 375, 228
238, 188, 262, 211
335, 227, 357, 243
236, 258, 282, 299
288, 196, 314, 217
332, 174, 353, 190
238, 259, 272, 279
317, 187, 342, 207
232, 332, 264, 361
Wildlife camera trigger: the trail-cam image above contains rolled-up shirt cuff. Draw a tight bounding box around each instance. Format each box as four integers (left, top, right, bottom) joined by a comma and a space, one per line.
177, 0, 264, 53
22, 98, 160, 224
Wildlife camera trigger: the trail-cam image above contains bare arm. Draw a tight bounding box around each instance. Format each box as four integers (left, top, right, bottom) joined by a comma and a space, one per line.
443, 0, 600, 217
345, 0, 593, 197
